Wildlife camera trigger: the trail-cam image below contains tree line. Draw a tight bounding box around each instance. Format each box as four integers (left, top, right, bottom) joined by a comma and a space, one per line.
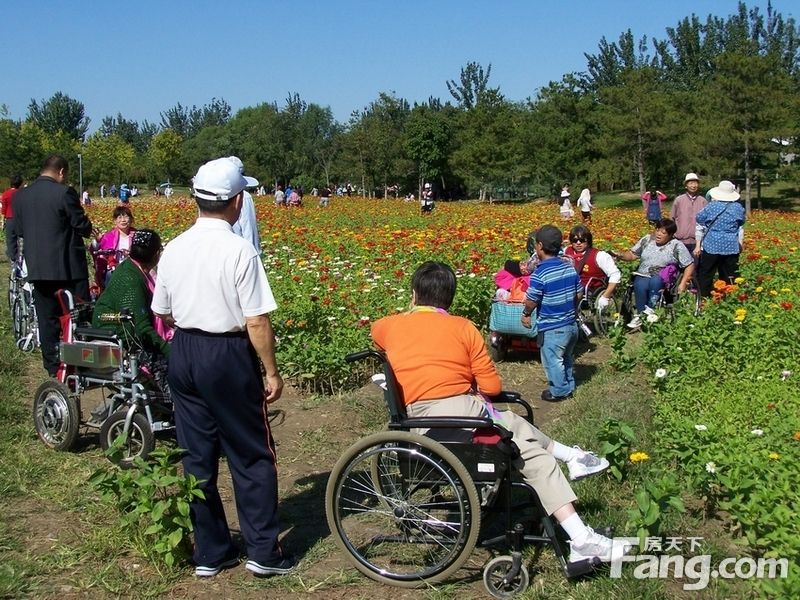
1, 2, 798, 212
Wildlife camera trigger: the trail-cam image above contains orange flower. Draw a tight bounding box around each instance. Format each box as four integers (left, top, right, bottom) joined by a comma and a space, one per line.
713, 280, 728, 291
793, 431, 800, 441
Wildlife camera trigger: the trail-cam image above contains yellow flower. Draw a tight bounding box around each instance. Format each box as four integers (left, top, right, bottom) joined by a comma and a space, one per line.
630, 451, 650, 463
768, 452, 780, 460
734, 308, 747, 322
769, 290, 778, 296
734, 277, 745, 284
755, 286, 763, 293
780, 288, 791, 292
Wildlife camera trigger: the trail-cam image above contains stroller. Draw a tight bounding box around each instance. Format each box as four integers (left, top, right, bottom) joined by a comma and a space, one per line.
32, 290, 174, 467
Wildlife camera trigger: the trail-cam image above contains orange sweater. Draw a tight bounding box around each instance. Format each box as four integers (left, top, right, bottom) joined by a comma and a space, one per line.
371, 310, 502, 406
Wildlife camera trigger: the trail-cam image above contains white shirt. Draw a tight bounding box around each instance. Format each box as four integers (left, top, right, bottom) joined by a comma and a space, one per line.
232, 190, 261, 253
152, 218, 276, 332
595, 250, 622, 283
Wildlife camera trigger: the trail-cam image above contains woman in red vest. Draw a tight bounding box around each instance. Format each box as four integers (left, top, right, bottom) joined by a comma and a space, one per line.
563, 225, 621, 309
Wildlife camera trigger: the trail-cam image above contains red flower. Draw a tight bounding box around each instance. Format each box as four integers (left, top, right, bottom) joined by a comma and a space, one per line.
781, 302, 793, 310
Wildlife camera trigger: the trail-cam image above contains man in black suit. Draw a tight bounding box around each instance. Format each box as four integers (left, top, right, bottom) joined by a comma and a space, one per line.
14, 154, 94, 376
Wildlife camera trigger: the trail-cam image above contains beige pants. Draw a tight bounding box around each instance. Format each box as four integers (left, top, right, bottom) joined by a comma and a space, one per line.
406, 394, 577, 515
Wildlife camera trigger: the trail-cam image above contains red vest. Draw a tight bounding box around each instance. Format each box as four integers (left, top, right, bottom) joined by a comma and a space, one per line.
565, 247, 605, 289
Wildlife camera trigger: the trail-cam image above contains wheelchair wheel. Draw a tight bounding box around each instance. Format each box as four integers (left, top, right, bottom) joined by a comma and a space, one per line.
99, 410, 155, 468
593, 295, 619, 335
326, 430, 481, 587
33, 380, 80, 451
618, 285, 635, 326
12, 297, 26, 342
483, 555, 530, 599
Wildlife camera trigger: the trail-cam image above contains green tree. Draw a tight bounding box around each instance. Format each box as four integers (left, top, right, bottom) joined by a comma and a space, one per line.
703, 51, 796, 214
82, 133, 136, 186
447, 62, 495, 109
450, 91, 525, 201
26, 92, 89, 141
404, 103, 452, 193
147, 129, 184, 182
594, 67, 686, 192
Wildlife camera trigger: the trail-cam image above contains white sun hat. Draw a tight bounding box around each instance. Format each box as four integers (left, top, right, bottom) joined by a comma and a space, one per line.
707, 180, 740, 202
683, 172, 700, 183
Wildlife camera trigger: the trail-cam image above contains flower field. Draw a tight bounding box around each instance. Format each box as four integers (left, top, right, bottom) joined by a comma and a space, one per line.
87, 196, 800, 594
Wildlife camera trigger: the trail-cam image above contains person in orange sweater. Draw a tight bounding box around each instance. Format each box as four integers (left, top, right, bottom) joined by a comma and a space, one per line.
371, 261, 629, 566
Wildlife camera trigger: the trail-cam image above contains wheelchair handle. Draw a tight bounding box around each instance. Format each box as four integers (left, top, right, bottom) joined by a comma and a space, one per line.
345, 349, 385, 364
97, 308, 133, 323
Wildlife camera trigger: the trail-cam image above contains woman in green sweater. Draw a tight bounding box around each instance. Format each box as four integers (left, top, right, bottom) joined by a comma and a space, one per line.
92, 229, 170, 357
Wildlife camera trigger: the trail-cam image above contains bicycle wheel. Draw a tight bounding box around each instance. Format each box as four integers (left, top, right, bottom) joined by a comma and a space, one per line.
326, 430, 481, 587
593, 295, 619, 336
33, 379, 80, 451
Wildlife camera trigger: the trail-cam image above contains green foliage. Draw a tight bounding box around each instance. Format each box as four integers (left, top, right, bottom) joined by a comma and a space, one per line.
147, 129, 184, 182
83, 133, 136, 186
608, 324, 635, 371
626, 473, 686, 548
26, 92, 89, 141
89, 442, 203, 570
597, 418, 637, 481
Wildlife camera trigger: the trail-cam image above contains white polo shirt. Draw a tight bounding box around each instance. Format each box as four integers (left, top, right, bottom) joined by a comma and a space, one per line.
152, 218, 277, 332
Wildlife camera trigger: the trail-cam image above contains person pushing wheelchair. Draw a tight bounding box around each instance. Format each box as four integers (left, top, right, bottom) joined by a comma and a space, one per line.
371, 261, 631, 566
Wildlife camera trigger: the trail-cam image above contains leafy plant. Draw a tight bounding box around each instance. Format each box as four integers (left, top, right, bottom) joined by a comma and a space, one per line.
597, 418, 637, 480
89, 440, 204, 570
625, 473, 685, 548
608, 324, 635, 371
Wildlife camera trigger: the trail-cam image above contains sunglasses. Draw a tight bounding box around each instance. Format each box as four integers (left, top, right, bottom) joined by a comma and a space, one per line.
570, 238, 588, 243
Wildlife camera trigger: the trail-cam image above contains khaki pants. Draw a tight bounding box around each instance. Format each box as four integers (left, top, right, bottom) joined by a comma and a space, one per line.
406, 394, 577, 515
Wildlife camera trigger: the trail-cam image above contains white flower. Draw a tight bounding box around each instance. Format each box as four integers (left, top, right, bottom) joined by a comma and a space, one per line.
750, 429, 763, 436
468, 273, 476, 278
781, 370, 792, 381
695, 424, 708, 431
359, 316, 370, 322
705, 462, 716, 474
327, 316, 336, 321
338, 306, 346, 311
646, 312, 660, 323
733, 320, 742, 326
654, 368, 667, 379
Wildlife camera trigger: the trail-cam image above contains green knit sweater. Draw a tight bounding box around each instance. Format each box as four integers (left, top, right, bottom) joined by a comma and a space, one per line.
92, 259, 170, 356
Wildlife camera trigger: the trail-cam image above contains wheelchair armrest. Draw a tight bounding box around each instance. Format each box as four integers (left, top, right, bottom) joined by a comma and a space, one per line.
73, 327, 121, 343
398, 416, 494, 430
487, 391, 535, 425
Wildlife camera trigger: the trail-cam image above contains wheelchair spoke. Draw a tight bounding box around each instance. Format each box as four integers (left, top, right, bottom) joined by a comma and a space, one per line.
327, 432, 481, 585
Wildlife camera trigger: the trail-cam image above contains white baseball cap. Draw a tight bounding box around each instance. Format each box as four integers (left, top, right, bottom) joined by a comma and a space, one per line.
684, 172, 700, 183
424, 183, 431, 189
226, 156, 259, 188
192, 157, 258, 201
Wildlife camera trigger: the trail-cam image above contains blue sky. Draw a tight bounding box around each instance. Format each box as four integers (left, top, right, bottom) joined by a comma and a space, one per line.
2, 1, 793, 131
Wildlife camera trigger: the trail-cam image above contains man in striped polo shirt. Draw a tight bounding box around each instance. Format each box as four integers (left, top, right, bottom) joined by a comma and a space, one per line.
521, 225, 581, 402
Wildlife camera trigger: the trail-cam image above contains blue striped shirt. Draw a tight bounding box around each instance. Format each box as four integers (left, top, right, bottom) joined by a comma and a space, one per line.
526, 257, 580, 331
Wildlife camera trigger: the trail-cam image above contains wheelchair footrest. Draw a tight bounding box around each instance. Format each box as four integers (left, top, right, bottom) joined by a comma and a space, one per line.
566, 556, 602, 578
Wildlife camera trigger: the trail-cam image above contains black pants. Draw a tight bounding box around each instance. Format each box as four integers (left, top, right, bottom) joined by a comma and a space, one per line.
698, 251, 740, 297
31, 279, 89, 376
169, 329, 284, 567
4, 218, 18, 262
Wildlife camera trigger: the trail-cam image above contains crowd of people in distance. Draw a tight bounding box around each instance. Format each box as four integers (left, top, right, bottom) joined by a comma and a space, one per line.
1, 154, 748, 581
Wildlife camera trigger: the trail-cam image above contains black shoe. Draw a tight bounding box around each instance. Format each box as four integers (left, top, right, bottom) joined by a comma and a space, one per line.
245, 555, 297, 577
541, 390, 574, 402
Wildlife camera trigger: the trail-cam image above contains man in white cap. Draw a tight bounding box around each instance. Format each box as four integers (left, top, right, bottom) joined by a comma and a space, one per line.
670, 173, 707, 258
152, 157, 295, 578
227, 156, 261, 253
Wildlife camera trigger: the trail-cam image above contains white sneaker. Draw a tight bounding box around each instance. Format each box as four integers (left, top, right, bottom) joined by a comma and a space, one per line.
569, 529, 632, 564
566, 446, 610, 481
642, 306, 656, 316
626, 315, 642, 329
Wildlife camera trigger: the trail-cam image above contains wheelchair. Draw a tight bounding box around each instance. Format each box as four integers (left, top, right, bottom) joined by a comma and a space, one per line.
618, 269, 701, 327
325, 350, 605, 598
576, 276, 618, 339
487, 300, 538, 362
32, 290, 174, 467
7, 253, 39, 352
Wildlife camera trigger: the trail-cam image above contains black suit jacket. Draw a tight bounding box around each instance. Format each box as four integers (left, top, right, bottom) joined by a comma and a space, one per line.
14, 175, 93, 282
